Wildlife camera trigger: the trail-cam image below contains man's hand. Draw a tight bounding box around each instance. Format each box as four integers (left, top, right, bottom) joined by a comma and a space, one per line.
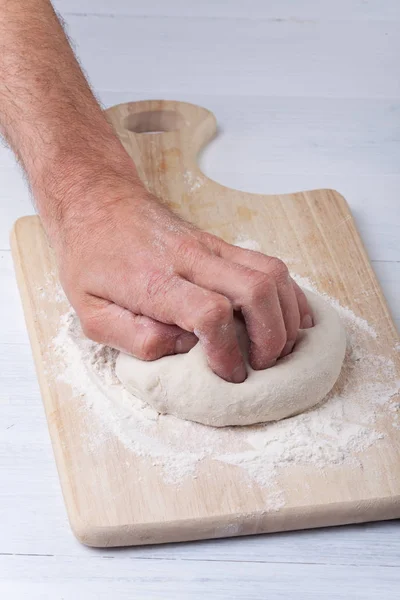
0, 0, 313, 382
50, 173, 313, 384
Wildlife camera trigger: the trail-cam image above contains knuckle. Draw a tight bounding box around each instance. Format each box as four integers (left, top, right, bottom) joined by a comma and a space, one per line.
175, 236, 208, 276
268, 257, 289, 280
80, 313, 103, 342
198, 296, 232, 331
175, 237, 202, 263
136, 331, 162, 361
246, 273, 273, 304
199, 232, 223, 253
145, 271, 172, 300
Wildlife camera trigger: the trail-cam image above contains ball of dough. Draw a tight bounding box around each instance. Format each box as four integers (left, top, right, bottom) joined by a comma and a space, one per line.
116, 290, 346, 427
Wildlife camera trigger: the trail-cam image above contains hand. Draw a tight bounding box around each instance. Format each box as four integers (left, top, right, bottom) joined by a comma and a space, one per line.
49, 173, 313, 384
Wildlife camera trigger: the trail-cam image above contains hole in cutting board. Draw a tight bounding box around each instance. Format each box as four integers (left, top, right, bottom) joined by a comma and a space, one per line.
124, 110, 185, 134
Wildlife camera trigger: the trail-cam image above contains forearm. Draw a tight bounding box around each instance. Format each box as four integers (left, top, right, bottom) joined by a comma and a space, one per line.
0, 0, 138, 236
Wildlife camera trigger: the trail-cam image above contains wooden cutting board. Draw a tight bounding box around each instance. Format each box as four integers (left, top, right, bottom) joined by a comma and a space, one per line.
11, 100, 400, 547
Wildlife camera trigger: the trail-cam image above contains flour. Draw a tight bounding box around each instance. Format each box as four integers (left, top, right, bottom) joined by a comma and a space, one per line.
183, 170, 205, 192
46, 274, 399, 510
308, 288, 377, 339
234, 236, 261, 251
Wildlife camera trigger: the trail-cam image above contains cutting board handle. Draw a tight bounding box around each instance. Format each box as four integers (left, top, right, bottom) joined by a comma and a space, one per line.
106, 99, 218, 160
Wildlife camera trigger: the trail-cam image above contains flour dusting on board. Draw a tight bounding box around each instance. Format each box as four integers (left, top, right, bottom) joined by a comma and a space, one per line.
234, 236, 261, 251
183, 170, 205, 193
46, 273, 399, 511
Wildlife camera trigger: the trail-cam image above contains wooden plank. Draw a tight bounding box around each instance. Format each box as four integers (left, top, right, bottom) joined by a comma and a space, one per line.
53, 0, 400, 21
58, 16, 400, 98
2, 554, 400, 600
372, 261, 400, 326
1, 338, 400, 559
9, 100, 400, 547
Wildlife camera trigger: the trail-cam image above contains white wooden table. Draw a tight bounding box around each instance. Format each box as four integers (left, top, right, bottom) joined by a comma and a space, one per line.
1, 2, 399, 597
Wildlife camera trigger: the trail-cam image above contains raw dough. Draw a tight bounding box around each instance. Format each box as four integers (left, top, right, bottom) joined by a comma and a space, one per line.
116, 290, 346, 427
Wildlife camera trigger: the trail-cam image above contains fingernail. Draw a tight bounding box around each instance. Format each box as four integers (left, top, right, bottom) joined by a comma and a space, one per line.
301, 315, 313, 329
175, 334, 197, 354
281, 340, 295, 357
231, 364, 247, 384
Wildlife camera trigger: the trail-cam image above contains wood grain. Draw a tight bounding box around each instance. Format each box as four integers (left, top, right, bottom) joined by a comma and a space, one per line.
10, 100, 400, 548
59, 15, 400, 98
53, 0, 400, 20
2, 554, 400, 600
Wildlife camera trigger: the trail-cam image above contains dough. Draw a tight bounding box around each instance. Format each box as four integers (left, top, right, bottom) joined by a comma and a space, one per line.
116, 290, 346, 427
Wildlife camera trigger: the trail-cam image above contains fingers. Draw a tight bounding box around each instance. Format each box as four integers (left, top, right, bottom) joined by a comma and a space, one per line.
193, 294, 247, 383
79, 297, 197, 360
78, 233, 312, 383
110, 274, 247, 383
292, 279, 313, 329
242, 277, 287, 369
274, 276, 300, 357
178, 253, 287, 369
214, 239, 314, 340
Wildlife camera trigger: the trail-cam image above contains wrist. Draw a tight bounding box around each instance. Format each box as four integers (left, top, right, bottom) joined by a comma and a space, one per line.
33, 148, 146, 247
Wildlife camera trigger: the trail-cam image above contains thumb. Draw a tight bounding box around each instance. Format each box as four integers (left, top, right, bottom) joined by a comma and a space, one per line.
79, 297, 198, 360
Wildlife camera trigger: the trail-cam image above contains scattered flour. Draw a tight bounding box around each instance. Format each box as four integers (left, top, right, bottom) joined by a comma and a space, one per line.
293, 275, 378, 339
44, 271, 400, 511
234, 236, 261, 251
183, 170, 205, 192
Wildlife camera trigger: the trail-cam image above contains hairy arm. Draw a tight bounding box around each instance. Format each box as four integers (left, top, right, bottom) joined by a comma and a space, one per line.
0, 0, 313, 382
0, 0, 137, 233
